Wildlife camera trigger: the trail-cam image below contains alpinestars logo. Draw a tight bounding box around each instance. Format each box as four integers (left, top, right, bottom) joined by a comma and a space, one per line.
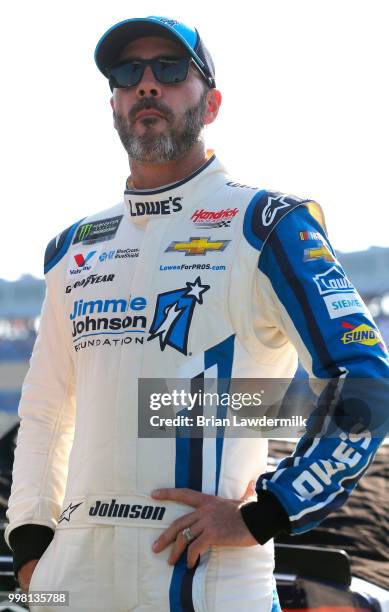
148, 277, 210, 355
58, 501, 83, 523
262, 194, 302, 227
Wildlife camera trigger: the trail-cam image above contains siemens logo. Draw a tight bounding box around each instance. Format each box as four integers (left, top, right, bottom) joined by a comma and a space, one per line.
323, 292, 365, 319
70, 296, 146, 320
89, 499, 166, 521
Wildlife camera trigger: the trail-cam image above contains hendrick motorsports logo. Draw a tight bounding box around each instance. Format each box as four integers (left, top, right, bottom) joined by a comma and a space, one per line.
191, 207, 239, 228
165, 237, 230, 256
73, 216, 123, 245
341, 322, 383, 347
148, 276, 210, 355
313, 265, 355, 295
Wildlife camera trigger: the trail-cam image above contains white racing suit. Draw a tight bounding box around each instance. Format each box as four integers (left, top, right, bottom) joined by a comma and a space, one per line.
6, 153, 389, 611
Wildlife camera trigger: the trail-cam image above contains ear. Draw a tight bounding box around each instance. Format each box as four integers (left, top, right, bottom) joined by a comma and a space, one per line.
203, 89, 222, 126
110, 96, 117, 129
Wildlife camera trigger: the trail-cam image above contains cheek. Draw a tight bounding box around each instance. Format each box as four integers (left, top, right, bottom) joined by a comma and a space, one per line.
112, 90, 135, 116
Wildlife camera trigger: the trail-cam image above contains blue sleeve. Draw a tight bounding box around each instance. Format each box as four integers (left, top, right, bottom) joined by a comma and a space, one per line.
255, 203, 389, 534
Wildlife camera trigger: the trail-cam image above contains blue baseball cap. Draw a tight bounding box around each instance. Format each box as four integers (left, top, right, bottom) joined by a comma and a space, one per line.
94, 16, 216, 88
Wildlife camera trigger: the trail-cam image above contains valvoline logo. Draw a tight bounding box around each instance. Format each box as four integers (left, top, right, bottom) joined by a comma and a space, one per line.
74, 251, 96, 268
68, 250, 98, 277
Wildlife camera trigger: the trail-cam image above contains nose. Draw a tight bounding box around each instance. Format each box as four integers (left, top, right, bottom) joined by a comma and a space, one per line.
136, 65, 162, 98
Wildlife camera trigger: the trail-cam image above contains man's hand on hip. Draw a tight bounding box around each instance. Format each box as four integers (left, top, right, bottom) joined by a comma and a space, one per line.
151, 481, 258, 569
18, 559, 39, 592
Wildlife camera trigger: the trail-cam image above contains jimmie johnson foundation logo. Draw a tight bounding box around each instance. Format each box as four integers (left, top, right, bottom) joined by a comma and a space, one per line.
148, 277, 210, 355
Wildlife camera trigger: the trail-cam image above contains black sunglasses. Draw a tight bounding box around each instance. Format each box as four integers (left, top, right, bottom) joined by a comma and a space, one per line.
107, 57, 212, 90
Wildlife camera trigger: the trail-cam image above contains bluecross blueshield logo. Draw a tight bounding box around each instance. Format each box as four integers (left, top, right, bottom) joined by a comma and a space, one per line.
148, 277, 210, 355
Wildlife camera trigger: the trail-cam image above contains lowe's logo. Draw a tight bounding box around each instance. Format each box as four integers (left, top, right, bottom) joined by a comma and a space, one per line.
313, 265, 355, 296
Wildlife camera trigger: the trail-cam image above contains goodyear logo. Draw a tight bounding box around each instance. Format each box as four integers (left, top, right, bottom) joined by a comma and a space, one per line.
341, 322, 382, 346
165, 237, 230, 256
304, 245, 335, 263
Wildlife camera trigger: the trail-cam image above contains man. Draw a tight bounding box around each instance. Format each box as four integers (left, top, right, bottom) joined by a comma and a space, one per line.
5, 16, 389, 612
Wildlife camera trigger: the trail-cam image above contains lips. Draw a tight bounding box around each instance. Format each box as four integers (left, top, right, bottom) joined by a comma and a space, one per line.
135, 109, 165, 121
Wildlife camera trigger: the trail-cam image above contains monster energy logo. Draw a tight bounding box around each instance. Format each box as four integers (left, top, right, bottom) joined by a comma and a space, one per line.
78, 224, 93, 240
73, 216, 123, 245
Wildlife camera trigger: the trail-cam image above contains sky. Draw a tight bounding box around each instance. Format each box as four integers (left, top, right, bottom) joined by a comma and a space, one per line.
1, 0, 388, 280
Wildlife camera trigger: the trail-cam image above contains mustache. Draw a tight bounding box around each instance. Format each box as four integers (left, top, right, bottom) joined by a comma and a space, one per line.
129, 98, 175, 123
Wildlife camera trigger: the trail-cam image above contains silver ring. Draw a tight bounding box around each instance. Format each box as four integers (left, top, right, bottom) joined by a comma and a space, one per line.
182, 527, 195, 543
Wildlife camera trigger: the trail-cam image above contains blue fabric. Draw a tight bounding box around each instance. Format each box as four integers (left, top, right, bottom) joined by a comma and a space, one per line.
254, 204, 389, 534
271, 580, 282, 612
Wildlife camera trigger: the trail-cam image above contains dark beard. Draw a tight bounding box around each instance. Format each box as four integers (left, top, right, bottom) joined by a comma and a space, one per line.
113, 89, 208, 162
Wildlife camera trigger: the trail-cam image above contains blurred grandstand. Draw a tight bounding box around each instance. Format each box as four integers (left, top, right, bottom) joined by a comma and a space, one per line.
1, 248, 389, 434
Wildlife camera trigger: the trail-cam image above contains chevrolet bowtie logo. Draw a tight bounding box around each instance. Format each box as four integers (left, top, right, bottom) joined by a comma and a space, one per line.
165, 237, 230, 256
304, 245, 335, 263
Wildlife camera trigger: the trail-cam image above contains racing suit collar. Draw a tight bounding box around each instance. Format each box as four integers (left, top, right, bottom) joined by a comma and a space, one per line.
123, 151, 227, 224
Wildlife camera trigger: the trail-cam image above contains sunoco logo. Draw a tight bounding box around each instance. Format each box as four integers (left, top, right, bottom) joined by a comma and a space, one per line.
341, 322, 383, 347
127, 196, 182, 217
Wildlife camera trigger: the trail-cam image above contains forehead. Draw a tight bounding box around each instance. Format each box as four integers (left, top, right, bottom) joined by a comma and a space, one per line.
118, 36, 187, 61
